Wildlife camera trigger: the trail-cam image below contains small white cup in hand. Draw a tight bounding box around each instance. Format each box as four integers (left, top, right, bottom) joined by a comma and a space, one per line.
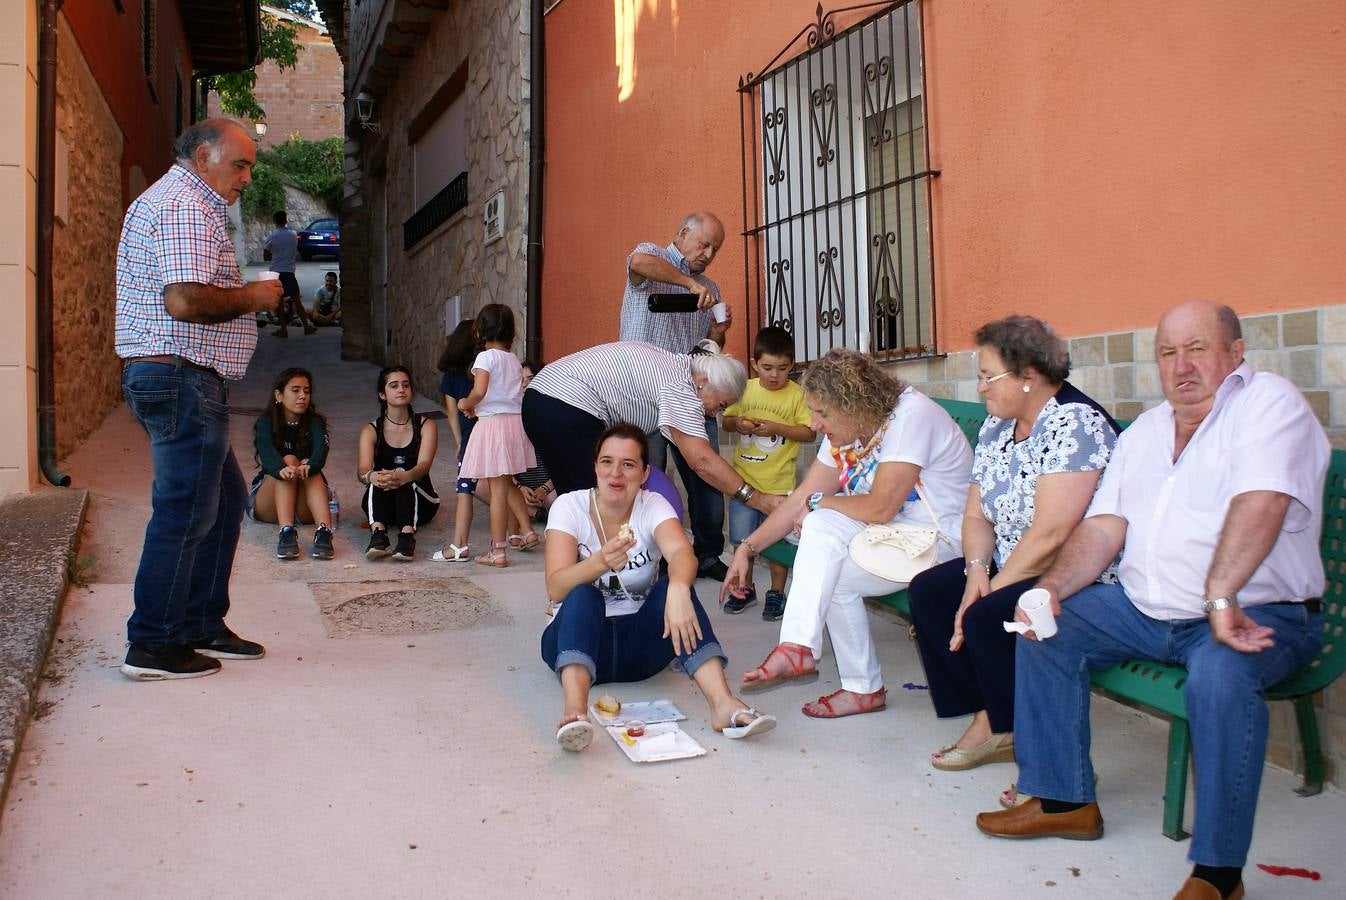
258, 271, 280, 282
1003, 587, 1058, 640
711, 302, 728, 323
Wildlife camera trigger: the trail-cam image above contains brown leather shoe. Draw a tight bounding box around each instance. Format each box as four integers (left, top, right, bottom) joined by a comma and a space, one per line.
975, 797, 1104, 840
1172, 877, 1243, 900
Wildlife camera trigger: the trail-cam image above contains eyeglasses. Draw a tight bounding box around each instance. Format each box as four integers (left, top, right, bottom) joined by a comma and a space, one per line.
977, 370, 1013, 386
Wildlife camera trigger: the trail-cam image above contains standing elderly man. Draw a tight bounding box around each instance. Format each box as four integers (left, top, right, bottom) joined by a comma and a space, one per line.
975, 301, 1328, 900
619, 212, 734, 580
115, 118, 283, 680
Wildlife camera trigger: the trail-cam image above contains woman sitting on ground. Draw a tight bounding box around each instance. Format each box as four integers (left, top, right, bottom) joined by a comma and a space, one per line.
723, 348, 973, 718
907, 315, 1118, 771
357, 365, 440, 561
542, 423, 776, 751
249, 366, 334, 560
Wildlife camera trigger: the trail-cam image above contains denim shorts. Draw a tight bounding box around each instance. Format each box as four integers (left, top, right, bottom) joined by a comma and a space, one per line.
728, 497, 766, 545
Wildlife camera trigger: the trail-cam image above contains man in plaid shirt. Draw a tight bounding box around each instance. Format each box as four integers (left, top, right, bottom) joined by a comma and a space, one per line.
115, 119, 283, 681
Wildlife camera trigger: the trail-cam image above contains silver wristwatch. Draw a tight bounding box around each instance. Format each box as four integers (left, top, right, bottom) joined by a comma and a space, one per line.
1202, 596, 1239, 614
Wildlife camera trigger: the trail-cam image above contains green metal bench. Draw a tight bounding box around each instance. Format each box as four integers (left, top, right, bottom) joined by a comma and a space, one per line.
760, 395, 1346, 839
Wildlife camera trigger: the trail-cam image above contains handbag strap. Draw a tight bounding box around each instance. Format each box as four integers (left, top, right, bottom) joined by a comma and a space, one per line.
911, 482, 954, 548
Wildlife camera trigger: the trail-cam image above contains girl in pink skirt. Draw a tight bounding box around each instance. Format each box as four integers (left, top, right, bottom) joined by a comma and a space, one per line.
456, 303, 540, 567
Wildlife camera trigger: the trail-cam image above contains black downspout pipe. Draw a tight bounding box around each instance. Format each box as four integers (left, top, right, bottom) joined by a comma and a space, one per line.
524, 0, 546, 362
36, 0, 70, 488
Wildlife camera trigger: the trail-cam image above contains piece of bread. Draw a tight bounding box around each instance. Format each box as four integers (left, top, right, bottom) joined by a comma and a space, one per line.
594, 695, 621, 716
617, 523, 634, 542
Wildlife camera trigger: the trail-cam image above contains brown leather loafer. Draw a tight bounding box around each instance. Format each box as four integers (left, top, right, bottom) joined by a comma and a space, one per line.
1172, 877, 1243, 900
975, 797, 1104, 840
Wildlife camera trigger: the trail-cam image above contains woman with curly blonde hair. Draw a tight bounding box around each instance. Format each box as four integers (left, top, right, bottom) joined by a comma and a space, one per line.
722, 348, 973, 718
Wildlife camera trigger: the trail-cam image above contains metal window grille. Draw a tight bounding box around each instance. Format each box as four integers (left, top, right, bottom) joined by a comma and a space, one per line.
403, 171, 468, 250
738, 0, 938, 364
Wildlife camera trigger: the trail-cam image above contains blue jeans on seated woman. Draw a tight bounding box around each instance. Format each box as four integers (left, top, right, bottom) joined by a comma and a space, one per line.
540, 577, 725, 684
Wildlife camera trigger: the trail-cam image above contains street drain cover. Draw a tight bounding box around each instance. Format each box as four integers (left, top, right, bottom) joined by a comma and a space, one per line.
311, 578, 511, 637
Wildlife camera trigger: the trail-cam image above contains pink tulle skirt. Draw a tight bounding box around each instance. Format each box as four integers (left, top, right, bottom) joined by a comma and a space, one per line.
459, 413, 538, 478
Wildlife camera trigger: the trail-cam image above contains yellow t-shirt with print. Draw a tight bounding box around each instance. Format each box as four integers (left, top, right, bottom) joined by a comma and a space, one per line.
724, 378, 812, 495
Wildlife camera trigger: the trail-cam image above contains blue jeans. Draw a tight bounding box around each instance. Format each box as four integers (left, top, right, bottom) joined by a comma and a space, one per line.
1014, 582, 1322, 867
539, 577, 725, 683
648, 420, 725, 566
122, 361, 245, 650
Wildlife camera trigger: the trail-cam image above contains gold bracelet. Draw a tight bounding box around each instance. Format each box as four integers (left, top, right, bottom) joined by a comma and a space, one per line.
743, 540, 758, 556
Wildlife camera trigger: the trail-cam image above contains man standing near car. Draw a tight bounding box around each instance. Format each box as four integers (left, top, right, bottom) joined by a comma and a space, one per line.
619, 211, 734, 581
263, 210, 315, 337
115, 118, 283, 680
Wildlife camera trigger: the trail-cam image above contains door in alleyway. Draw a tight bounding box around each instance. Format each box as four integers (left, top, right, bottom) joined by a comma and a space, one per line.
369, 172, 389, 365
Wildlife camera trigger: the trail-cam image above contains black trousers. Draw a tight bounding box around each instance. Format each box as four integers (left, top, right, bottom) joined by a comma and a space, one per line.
907, 557, 1035, 734
521, 390, 606, 494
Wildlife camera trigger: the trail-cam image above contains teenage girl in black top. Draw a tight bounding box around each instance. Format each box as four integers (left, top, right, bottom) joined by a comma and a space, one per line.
251, 367, 334, 560
356, 365, 440, 561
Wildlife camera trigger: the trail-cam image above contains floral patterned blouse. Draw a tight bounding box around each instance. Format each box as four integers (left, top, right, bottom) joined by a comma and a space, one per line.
972, 382, 1119, 570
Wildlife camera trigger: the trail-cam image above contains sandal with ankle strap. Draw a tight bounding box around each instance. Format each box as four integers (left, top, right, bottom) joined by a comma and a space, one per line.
475, 540, 508, 568
431, 543, 471, 562
740, 643, 820, 694
802, 687, 887, 719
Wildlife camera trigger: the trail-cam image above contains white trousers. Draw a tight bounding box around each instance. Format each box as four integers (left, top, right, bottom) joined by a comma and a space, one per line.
778, 509, 908, 694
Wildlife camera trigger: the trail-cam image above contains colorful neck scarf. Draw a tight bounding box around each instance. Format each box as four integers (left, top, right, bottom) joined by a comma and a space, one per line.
831, 420, 888, 495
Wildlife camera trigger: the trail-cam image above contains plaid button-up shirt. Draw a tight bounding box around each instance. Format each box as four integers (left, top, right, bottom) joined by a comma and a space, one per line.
618, 242, 719, 353
115, 164, 257, 380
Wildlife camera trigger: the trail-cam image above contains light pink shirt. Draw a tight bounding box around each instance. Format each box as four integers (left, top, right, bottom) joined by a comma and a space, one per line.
1086, 363, 1328, 620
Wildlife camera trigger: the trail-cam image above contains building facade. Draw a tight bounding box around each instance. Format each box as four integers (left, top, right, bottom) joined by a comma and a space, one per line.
338, 0, 531, 386
0, 0, 259, 494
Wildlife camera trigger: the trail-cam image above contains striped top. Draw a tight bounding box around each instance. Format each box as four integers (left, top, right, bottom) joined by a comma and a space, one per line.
115, 164, 256, 380
527, 341, 709, 441
618, 241, 719, 353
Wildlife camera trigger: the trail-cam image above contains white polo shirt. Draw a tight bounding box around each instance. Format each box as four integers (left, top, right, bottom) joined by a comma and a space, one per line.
1086, 362, 1328, 620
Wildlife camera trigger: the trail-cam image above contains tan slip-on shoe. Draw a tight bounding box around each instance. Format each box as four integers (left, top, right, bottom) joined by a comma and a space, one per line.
975, 797, 1104, 841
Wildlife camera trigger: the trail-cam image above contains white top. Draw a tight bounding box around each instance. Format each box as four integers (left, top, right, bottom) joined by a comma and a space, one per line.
526, 341, 708, 441
471, 348, 525, 417
1086, 363, 1328, 620
546, 488, 680, 616
816, 386, 973, 561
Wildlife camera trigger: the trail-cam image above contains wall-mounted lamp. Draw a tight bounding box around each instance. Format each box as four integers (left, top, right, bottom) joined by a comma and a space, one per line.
254, 119, 268, 139
355, 91, 380, 133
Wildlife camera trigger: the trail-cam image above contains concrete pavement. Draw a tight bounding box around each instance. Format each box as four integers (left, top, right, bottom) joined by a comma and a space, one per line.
0, 328, 1342, 898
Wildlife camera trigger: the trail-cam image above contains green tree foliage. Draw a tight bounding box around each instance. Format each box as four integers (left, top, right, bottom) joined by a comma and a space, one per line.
269, 1, 322, 19
213, 13, 300, 122
242, 137, 344, 220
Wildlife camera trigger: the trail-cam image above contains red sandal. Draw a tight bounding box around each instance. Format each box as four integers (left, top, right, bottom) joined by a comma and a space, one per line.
802, 687, 887, 719
740, 643, 820, 694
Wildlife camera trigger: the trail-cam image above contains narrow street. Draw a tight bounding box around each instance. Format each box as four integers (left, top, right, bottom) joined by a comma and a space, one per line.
0, 323, 1338, 897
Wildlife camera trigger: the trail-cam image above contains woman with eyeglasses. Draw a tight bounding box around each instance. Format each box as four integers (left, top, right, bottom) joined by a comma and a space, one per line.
907, 315, 1119, 779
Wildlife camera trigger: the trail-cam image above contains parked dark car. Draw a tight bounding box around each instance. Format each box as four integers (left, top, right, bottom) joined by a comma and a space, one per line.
297, 218, 340, 261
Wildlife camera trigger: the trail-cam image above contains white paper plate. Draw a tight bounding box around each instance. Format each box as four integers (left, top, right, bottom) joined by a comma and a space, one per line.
588, 699, 687, 729
605, 721, 706, 763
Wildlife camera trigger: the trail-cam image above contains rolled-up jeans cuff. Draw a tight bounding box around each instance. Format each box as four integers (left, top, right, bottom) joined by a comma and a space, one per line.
554, 649, 596, 682
682, 641, 725, 679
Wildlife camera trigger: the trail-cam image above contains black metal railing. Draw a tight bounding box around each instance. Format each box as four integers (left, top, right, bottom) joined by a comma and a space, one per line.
738, 0, 939, 365
403, 171, 468, 250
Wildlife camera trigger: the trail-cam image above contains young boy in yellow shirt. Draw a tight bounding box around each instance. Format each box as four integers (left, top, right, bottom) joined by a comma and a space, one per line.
721, 326, 815, 620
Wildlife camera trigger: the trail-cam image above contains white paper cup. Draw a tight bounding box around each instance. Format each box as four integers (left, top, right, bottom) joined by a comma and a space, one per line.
1017, 588, 1058, 639
258, 271, 280, 281
711, 302, 728, 323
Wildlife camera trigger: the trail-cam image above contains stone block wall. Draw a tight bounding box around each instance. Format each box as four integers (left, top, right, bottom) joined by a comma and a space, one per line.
51, 18, 124, 459
883, 300, 1346, 787
354, 0, 530, 391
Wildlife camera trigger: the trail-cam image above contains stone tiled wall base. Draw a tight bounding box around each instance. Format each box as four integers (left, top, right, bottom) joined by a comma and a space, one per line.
884, 301, 1346, 788
51, 19, 124, 459
348, 0, 530, 389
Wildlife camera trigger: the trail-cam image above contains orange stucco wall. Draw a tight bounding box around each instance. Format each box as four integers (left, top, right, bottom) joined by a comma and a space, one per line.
542, 0, 1346, 362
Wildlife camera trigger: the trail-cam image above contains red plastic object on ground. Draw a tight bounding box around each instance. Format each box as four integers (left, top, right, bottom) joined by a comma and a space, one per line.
1256, 864, 1321, 880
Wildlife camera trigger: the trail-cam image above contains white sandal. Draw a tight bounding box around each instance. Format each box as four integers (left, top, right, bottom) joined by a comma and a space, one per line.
431, 543, 471, 562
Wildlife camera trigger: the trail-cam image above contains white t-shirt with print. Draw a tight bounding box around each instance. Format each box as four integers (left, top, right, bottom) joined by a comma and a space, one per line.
815, 386, 973, 560
471, 348, 525, 417
546, 488, 679, 616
